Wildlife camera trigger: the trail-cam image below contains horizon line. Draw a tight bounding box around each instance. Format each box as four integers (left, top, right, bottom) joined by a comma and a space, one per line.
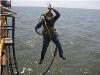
12, 5, 100, 10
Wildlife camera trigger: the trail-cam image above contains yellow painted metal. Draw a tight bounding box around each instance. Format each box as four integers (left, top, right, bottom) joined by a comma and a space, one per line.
0, 3, 18, 75
0, 39, 4, 50
0, 13, 8, 75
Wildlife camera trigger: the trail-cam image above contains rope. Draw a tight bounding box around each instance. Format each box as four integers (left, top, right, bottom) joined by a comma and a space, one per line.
15, 17, 40, 33
41, 13, 60, 75
15, 15, 56, 75
11, 8, 60, 75
42, 47, 57, 75
8, 46, 14, 75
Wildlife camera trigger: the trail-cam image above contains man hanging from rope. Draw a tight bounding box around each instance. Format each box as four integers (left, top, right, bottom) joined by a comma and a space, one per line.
35, 5, 66, 64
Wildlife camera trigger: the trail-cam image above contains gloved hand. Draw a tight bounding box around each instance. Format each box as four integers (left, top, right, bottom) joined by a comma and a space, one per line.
35, 27, 42, 35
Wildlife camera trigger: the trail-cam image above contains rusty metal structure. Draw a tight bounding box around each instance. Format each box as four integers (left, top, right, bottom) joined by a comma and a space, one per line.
0, 0, 19, 75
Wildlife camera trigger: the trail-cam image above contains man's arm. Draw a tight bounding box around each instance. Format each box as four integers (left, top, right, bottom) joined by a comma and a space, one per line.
35, 20, 44, 33
51, 8, 60, 21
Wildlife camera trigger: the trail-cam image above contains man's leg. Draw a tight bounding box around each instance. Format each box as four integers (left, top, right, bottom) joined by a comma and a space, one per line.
39, 35, 51, 64
52, 36, 66, 60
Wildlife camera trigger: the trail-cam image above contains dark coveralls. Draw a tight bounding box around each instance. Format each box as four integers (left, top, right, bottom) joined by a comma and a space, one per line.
35, 8, 64, 61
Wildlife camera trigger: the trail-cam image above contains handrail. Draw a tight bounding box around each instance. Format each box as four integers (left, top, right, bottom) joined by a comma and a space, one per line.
0, 14, 15, 17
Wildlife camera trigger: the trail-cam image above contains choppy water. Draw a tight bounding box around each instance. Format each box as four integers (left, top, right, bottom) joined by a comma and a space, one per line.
12, 7, 100, 75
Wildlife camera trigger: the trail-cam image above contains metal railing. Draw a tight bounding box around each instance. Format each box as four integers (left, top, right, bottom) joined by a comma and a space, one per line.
0, 14, 20, 75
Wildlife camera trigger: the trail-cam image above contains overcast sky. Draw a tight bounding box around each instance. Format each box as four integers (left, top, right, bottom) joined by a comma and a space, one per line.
12, 0, 100, 9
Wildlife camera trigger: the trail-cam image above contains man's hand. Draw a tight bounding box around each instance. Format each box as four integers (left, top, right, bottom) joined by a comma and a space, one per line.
42, 14, 47, 20
48, 7, 51, 11
48, 3, 51, 10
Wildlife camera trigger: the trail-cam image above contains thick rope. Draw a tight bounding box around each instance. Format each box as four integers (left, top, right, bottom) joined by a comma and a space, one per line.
41, 14, 60, 75
42, 47, 57, 75
14, 14, 60, 75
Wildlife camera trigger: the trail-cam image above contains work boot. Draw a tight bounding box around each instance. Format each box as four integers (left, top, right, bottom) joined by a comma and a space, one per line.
60, 56, 66, 60
39, 59, 43, 64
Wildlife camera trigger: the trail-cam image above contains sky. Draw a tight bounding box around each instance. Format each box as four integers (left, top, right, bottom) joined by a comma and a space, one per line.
12, 0, 100, 9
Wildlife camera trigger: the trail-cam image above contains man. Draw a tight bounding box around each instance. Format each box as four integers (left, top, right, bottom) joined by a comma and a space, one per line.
35, 7, 66, 64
